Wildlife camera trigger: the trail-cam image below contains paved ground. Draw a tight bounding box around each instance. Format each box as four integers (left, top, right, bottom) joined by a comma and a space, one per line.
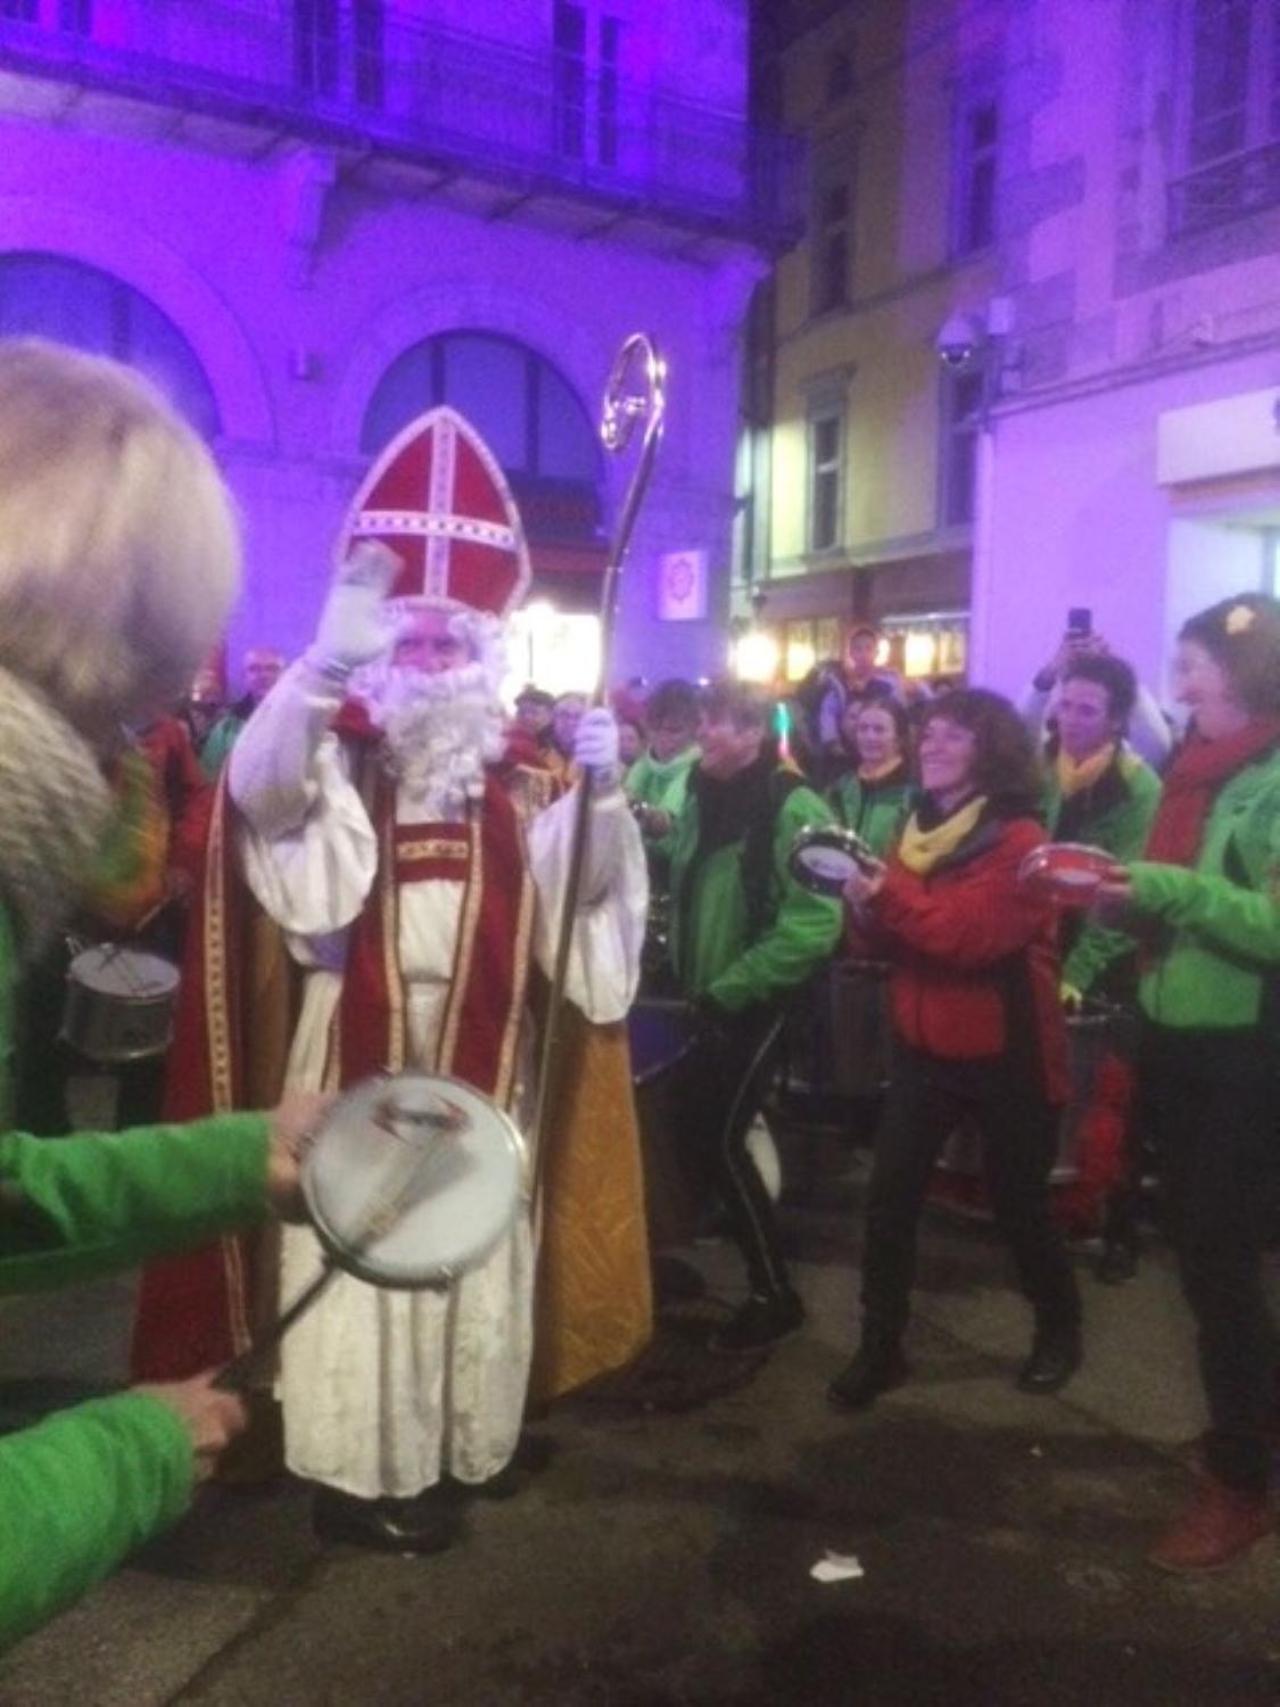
4, 1141, 1280, 1706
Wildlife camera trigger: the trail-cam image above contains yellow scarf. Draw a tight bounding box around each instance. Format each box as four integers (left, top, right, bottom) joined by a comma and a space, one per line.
897, 795, 987, 876
1055, 741, 1115, 800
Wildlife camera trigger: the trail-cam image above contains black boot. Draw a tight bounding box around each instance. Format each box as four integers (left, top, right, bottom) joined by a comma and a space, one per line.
313, 1483, 464, 1555
1017, 1320, 1082, 1394
708, 1288, 805, 1354
826, 1338, 908, 1412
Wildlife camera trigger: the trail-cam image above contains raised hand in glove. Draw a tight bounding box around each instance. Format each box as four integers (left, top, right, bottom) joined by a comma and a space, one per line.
308, 541, 403, 678
573, 705, 622, 791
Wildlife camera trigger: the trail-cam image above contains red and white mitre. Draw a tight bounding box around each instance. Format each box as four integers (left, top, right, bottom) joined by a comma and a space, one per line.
339, 405, 531, 618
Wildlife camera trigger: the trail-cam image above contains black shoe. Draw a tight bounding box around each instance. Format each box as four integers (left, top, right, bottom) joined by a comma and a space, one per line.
826, 1344, 908, 1412
1095, 1241, 1139, 1285
313, 1484, 463, 1555
708, 1289, 804, 1354
1016, 1324, 1082, 1395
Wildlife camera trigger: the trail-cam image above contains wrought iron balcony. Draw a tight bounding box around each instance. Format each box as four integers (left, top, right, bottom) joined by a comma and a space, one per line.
0, 1, 803, 248
1168, 138, 1280, 238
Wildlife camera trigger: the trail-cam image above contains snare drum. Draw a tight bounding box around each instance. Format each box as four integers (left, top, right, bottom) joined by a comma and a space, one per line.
789, 824, 881, 899
60, 944, 180, 1063
303, 1072, 526, 1289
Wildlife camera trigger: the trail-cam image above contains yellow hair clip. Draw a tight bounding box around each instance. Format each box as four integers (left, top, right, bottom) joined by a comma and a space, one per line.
1225, 603, 1256, 635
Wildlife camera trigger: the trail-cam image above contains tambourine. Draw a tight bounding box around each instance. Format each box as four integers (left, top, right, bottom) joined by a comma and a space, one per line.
788, 824, 883, 898
217, 1072, 524, 1389
1017, 842, 1122, 906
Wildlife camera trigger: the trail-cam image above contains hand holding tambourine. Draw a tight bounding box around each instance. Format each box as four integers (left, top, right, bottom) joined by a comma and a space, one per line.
1017, 843, 1127, 909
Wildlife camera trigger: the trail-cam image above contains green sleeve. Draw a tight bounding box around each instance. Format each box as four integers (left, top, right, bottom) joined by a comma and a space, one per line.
0, 1114, 270, 1294
1064, 765, 1162, 993
0, 1394, 193, 1651
198, 717, 238, 779
1128, 859, 1280, 964
708, 789, 843, 1012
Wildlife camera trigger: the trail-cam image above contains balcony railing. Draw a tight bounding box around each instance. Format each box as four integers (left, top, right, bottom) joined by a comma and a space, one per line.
0, 0, 803, 245
1168, 138, 1280, 238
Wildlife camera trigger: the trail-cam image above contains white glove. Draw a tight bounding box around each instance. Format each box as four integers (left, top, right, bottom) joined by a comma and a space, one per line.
573, 705, 621, 790
308, 542, 403, 676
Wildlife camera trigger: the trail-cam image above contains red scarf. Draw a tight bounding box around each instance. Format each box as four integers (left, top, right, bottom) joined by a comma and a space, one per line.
1145, 717, 1280, 867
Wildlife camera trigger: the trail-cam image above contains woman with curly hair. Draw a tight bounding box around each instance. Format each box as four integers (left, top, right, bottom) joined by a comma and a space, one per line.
1095, 593, 1280, 1572
829, 689, 1081, 1410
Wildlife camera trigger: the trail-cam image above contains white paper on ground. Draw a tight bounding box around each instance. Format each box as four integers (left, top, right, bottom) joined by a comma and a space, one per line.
810, 1551, 865, 1584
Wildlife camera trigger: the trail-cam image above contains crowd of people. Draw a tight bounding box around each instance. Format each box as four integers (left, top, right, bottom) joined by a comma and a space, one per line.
3, 337, 1280, 1653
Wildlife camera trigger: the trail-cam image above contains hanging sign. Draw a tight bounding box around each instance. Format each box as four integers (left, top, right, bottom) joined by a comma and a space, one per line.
656, 549, 708, 622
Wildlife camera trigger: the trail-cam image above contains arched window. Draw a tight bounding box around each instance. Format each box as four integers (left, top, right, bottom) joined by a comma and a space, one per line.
362, 330, 606, 608
0, 252, 221, 439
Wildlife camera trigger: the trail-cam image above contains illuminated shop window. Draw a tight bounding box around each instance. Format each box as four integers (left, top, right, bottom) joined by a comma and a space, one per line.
0, 252, 220, 438
882, 612, 970, 682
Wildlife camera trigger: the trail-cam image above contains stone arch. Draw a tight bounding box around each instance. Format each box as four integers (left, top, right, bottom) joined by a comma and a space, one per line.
329, 275, 606, 465
0, 195, 275, 447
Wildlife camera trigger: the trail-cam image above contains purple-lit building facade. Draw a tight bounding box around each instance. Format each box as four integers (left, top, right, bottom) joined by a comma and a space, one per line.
0, 0, 795, 693
756, 0, 1280, 706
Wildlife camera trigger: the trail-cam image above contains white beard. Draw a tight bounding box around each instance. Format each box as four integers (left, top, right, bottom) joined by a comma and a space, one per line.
362, 660, 507, 820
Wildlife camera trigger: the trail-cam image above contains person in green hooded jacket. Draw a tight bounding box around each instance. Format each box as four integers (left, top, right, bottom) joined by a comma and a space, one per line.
1094, 593, 1280, 1575
0, 338, 323, 1652
664, 680, 842, 1353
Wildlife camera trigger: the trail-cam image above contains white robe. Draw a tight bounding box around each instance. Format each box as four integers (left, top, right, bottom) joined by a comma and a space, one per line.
229, 661, 646, 1498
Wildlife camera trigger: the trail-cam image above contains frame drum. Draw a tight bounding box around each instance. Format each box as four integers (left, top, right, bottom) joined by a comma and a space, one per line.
303, 1072, 525, 1289
789, 825, 881, 899
1018, 842, 1121, 907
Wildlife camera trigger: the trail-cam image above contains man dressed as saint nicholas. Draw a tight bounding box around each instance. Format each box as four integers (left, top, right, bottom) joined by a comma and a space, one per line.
131, 407, 652, 1553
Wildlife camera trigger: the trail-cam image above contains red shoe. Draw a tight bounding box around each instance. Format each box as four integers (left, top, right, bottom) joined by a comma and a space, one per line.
1146, 1474, 1272, 1573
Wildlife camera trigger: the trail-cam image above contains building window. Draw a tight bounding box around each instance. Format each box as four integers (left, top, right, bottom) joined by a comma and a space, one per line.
953, 95, 999, 256
58, 0, 91, 30
0, 0, 38, 18
294, 0, 339, 99
825, 49, 854, 106
1170, 0, 1280, 234
353, 0, 384, 110
939, 369, 983, 528
808, 408, 844, 554
812, 177, 852, 314
0, 253, 220, 439
552, 1, 623, 167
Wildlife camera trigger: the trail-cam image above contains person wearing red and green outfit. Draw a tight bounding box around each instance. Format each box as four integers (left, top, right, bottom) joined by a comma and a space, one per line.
1095, 593, 1280, 1573
1037, 651, 1162, 1282
830, 691, 1082, 1411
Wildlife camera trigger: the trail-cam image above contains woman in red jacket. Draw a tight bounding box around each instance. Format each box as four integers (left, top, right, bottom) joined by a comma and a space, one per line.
829, 689, 1081, 1409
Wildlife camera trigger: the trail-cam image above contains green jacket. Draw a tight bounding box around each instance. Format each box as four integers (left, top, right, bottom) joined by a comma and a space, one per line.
1044, 744, 1162, 995
826, 767, 914, 861
0, 901, 271, 1651
625, 745, 699, 817
1128, 743, 1280, 1030
668, 763, 842, 1012
198, 710, 247, 778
